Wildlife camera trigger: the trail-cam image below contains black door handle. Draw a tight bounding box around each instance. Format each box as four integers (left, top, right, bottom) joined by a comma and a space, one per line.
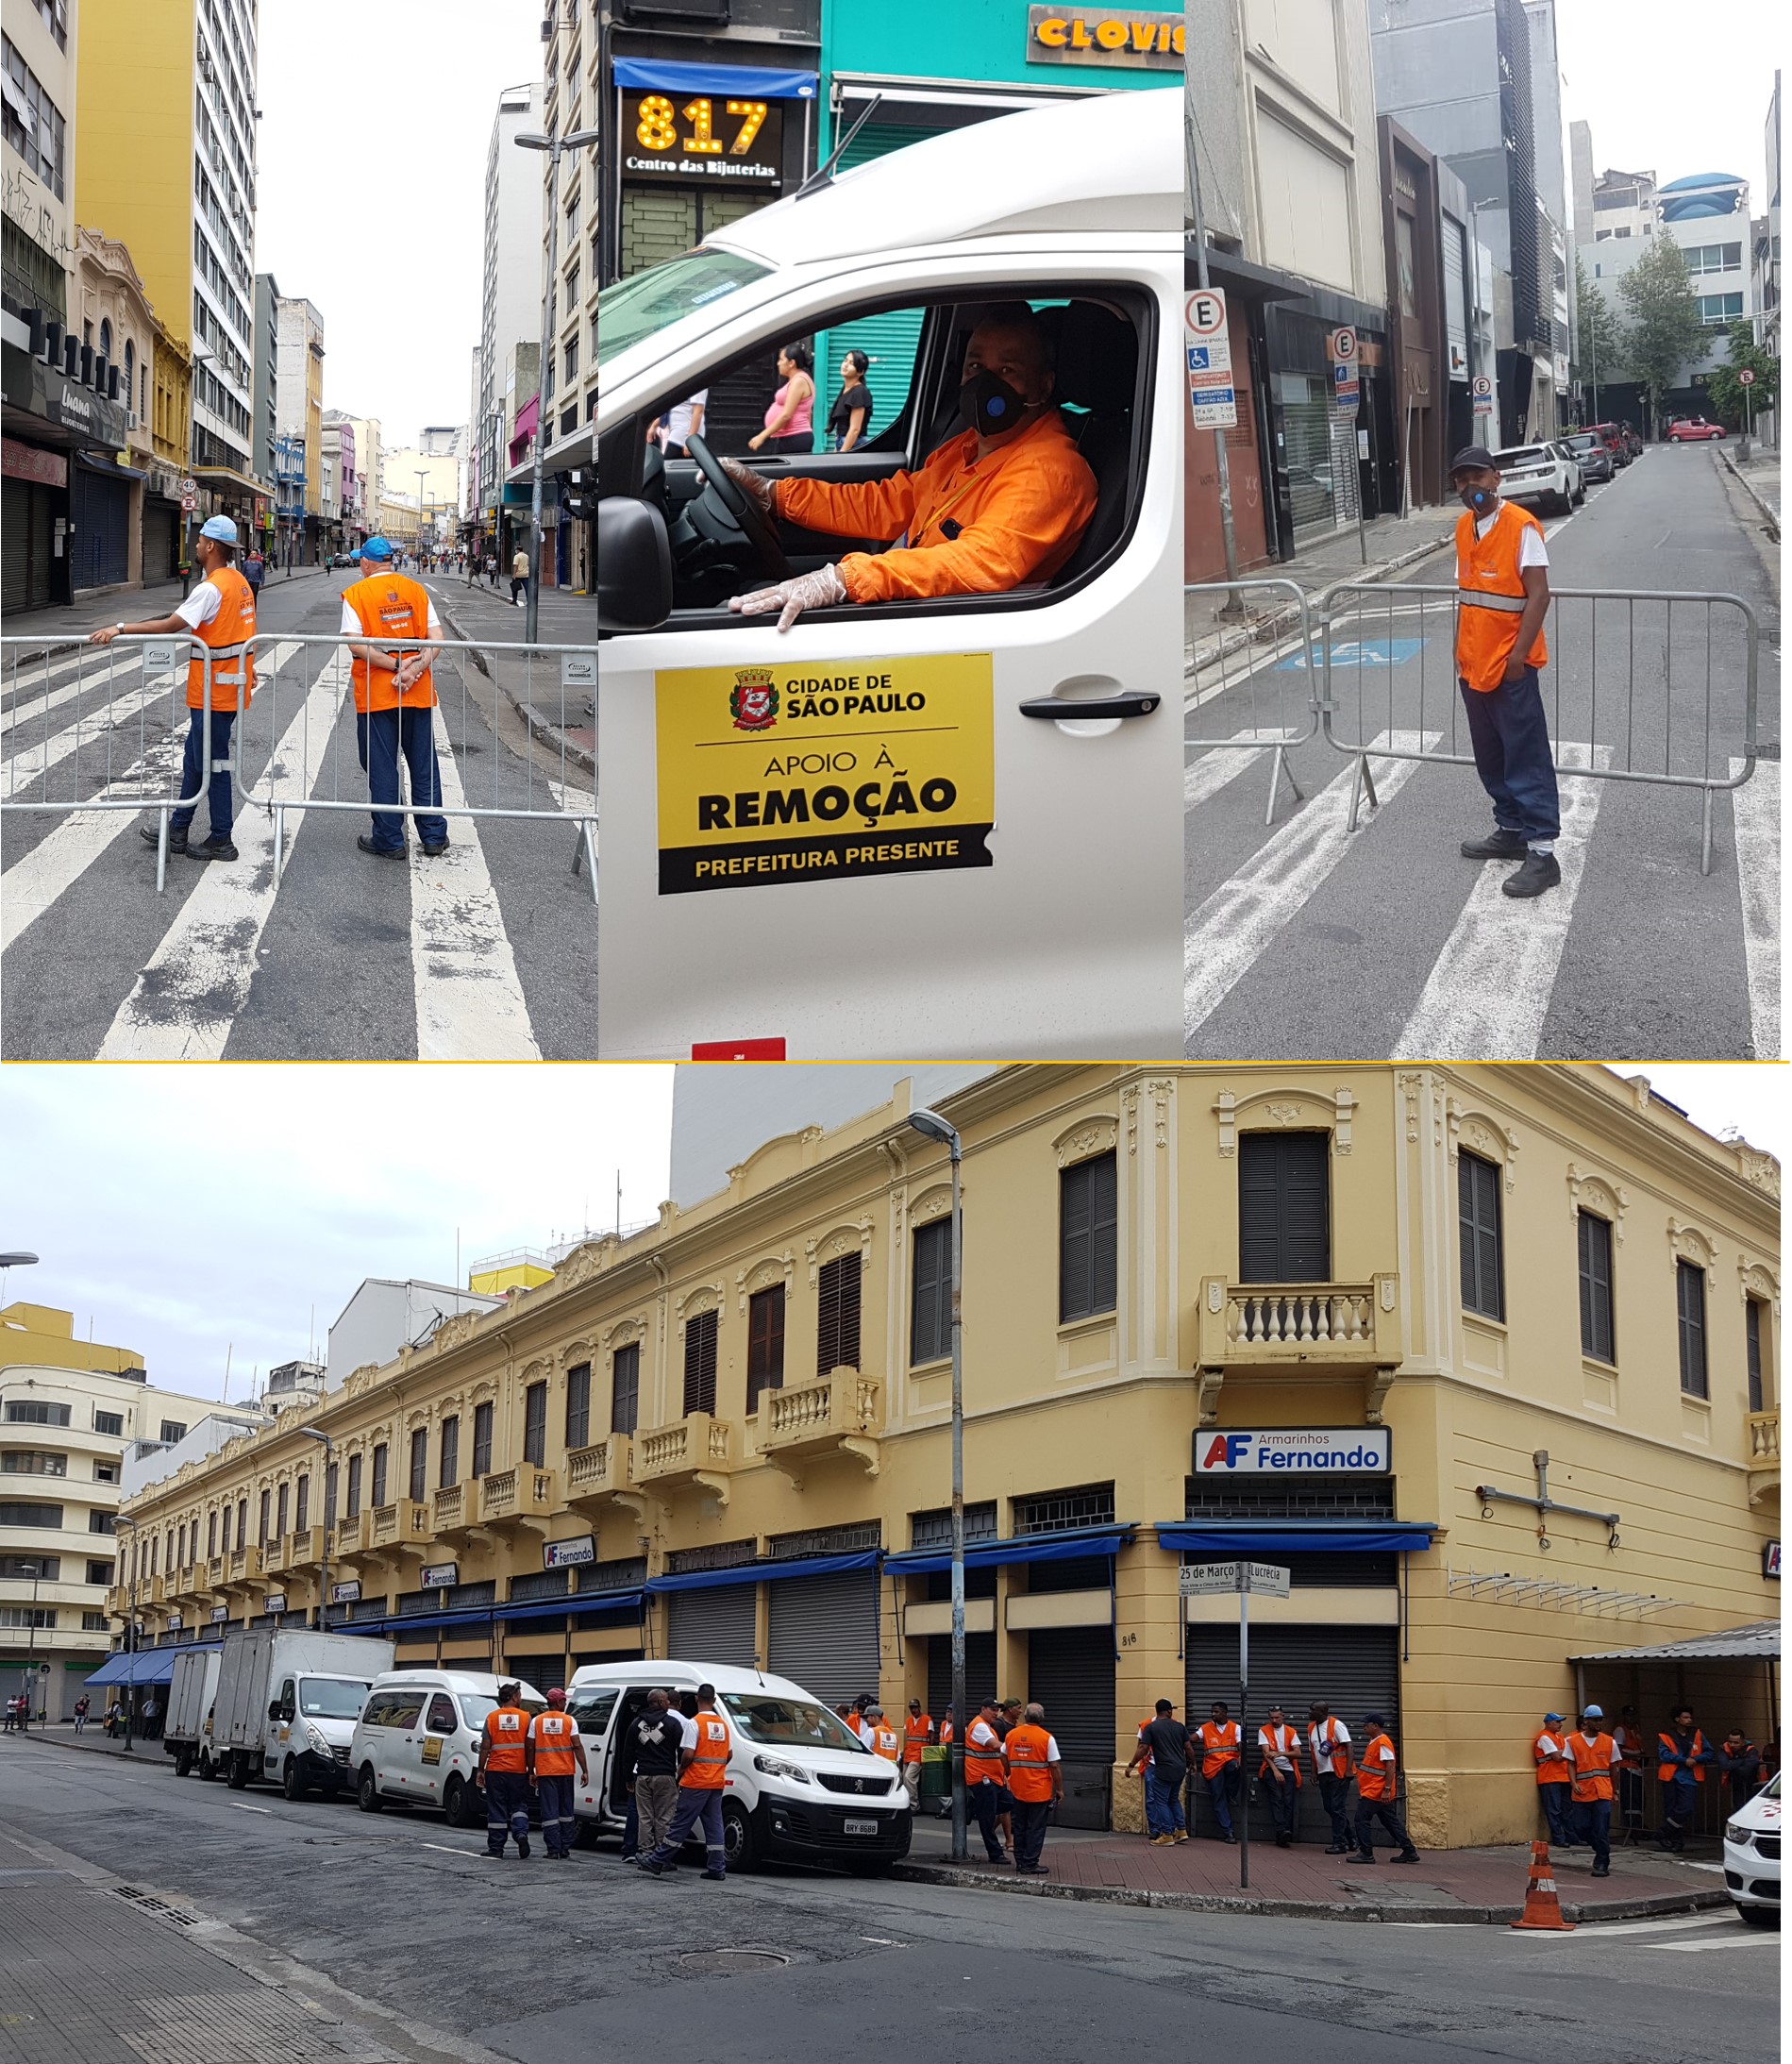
1019, 690, 1161, 719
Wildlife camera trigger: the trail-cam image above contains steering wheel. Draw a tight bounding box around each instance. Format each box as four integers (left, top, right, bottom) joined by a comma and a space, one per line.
685, 429, 794, 583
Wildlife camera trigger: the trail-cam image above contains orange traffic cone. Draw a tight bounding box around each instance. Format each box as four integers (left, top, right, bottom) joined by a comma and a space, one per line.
1510, 1839, 1577, 1930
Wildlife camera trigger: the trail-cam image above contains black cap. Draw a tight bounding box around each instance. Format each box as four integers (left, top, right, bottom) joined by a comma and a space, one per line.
1362, 1711, 1386, 1729
1449, 445, 1499, 475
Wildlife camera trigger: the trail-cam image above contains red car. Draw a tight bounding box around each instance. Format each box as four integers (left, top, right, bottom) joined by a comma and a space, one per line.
1666, 417, 1726, 442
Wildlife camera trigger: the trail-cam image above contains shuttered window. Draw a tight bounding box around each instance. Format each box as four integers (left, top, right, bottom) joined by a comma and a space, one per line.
1677, 1260, 1708, 1398
683, 1309, 718, 1417
276, 1483, 288, 1539
407, 1430, 426, 1503
371, 1443, 388, 1509
323, 1468, 337, 1529
208, 1511, 219, 1557
294, 1475, 309, 1534
747, 1285, 785, 1410
611, 1343, 640, 1435
1060, 1151, 1117, 1321
1578, 1211, 1616, 1363
1238, 1132, 1330, 1283
237, 1496, 247, 1547
260, 1486, 273, 1541
817, 1253, 863, 1373
524, 1380, 547, 1466
1458, 1151, 1504, 1320
565, 1364, 591, 1450
912, 1217, 950, 1365
472, 1402, 493, 1479
439, 1416, 460, 1488
1746, 1300, 1765, 1414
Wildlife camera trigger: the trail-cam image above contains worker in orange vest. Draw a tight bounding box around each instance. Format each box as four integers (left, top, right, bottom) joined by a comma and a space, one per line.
963, 1697, 1010, 1864
1350, 1711, 1420, 1864
92, 513, 256, 863
1612, 1704, 1647, 1844
340, 535, 449, 858
863, 1704, 902, 1765
1307, 1703, 1355, 1854
1003, 1701, 1063, 1876
475, 1681, 533, 1859
1564, 1704, 1619, 1879
1198, 1701, 1243, 1845
644, 1680, 731, 1879
1532, 1711, 1577, 1849
1655, 1705, 1712, 1852
901, 1699, 933, 1811
1448, 445, 1561, 898
1258, 1703, 1304, 1848
526, 1688, 589, 1860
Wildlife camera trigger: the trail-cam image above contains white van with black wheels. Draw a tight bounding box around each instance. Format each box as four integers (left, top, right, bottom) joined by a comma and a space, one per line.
565, 1659, 909, 1873
349, 1670, 546, 1828
594, 85, 1181, 1060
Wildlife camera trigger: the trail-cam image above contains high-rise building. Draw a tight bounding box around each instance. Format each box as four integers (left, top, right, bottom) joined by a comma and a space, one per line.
1759, 74, 1782, 369
251, 270, 279, 495
275, 294, 325, 562
477, 82, 541, 562
77, 0, 265, 534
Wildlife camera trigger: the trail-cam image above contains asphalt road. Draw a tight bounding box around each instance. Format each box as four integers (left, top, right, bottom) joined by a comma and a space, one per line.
1, 1737, 1776, 2064
1183, 445, 1781, 1059
0, 570, 597, 1060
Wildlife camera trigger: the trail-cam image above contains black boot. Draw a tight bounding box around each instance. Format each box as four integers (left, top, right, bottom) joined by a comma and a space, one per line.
186, 832, 238, 862
140, 821, 188, 855
1460, 827, 1527, 860
1502, 850, 1562, 898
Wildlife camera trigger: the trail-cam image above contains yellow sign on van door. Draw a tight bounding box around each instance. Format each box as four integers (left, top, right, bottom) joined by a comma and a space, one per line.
655, 653, 994, 894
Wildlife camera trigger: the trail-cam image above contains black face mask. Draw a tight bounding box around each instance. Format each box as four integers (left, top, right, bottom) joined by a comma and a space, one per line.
958, 369, 1030, 440
1458, 483, 1496, 514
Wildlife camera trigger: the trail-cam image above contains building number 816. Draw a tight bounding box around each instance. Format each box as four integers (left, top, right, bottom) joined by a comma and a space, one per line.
635, 97, 768, 156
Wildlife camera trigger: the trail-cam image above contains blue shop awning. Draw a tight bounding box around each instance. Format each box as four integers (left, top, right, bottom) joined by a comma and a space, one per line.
882, 1523, 1136, 1578
83, 1652, 135, 1688
646, 1549, 880, 1594
569, 1588, 646, 1618
612, 57, 817, 99
1157, 1522, 1436, 1555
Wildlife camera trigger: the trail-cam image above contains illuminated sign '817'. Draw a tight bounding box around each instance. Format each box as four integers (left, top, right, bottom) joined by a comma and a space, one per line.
635, 95, 770, 159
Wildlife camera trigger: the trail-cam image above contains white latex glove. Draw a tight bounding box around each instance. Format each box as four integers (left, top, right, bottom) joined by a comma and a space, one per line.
715, 455, 777, 518
728, 562, 849, 632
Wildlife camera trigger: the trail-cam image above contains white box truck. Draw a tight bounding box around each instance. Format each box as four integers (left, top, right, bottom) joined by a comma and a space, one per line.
212, 1628, 394, 1799
164, 1646, 225, 1780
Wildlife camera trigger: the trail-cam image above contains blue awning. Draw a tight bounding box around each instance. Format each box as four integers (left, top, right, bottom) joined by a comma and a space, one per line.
570, 1588, 646, 1619
83, 1652, 135, 1688
612, 57, 817, 99
88, 1644, 221, 1688
882, 1523, 1136, 1578
646, 1549, 881, 1594
1157, 1523, 1435, 1554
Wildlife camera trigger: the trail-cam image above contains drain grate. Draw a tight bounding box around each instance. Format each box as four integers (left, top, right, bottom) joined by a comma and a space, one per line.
678, 1948, 790, 1977
112, 1885, 199, 1927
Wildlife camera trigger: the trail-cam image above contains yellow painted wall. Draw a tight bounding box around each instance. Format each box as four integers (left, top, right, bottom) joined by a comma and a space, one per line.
75, 0, 194, 347
0, 1301, 144, 1376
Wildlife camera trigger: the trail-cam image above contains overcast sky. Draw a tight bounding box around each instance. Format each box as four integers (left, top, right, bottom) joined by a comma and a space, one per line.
1553, 1, 1781, 206
0, 1065, 1781, 1409
255, 1, 544, 441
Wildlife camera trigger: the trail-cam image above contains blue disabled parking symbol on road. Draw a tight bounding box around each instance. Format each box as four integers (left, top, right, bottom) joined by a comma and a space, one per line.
1275, 636, 1425, 671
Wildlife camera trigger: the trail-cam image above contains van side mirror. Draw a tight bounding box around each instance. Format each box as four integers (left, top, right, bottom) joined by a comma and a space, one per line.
596, 496, 672, 632
268, 1701, 284, 1721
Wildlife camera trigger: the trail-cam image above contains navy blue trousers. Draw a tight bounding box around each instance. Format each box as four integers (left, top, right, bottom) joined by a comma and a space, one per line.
356, 706, 447, 852
1458, 665, 1560, 843
170, 708, 236, 839
484, 1770, 531, 1854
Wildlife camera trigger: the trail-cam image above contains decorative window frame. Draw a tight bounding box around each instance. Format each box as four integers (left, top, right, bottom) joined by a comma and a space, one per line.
736, 1253, 795, 1315
1446, 1102, 1519, 1193
674, 1283, 724, 1337
1053, 1114, 1118, 1169
1214, 1084, 1353, 1158
1566, 1164, 1628, 1242
1737, 1255, 1781, 1316
909, 1183, 953, 1229
556, 1336, 599, 1378
1666, 1218, 1718, 1284
603, 1316, 648, 1356
806, 1218, 873, 1285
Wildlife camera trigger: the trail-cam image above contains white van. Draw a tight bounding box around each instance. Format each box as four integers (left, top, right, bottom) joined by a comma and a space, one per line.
594, 86, 1181, 1059
1723, 1770, 1781, 1925
565, 1658, 909, 1873
349, 1669, 546, 1827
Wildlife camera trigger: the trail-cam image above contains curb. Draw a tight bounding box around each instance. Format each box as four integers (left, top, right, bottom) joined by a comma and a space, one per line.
4, 565, 329, 666
1716, 444, 1781, 540
434, 593, 595, 777
890, 1857, 1731, 1926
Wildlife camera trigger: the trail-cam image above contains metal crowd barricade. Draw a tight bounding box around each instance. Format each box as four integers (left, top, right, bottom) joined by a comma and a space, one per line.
0, 633, 222, 892
1183, 579, 1323, 824
1318, 582, 1761, 875
231, 629, 598, 901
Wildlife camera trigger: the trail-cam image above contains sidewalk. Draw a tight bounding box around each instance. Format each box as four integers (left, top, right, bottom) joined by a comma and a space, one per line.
1717, 440, 1781, 538
897, 1814, 1730, 1924
14, 1722, 160, 1758
2, 565, 328, 658
1185, 505, 1458, 676
428, 580, 596, 772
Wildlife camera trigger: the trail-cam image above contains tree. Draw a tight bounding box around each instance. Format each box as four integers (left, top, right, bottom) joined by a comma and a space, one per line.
1616, 239, 1704, 437
1572, 255, 1626, 414
1705, 319, 1778, 430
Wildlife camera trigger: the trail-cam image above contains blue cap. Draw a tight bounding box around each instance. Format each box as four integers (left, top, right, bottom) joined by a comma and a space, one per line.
359, 536, 394, 561
199, 515, 239, 545
1544, 1712, 1565, 1724
1583, 1705, 1604, 1720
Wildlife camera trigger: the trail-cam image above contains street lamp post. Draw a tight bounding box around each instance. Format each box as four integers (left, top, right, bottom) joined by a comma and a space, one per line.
16, 1561, 39, 1724
111, 1513, 137, 1754
512, 121, 602, 646
906, 1107, 966, 1862
296, 1427, 333, 1630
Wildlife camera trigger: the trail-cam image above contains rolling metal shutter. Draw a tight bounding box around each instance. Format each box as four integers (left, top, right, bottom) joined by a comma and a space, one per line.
927, 1631, 996, 1720
766, 1569, 879, 1705
666, 1584, 756, 1668
71, 464, 129, 591
1185, 1623, 1399, 1841
3, 477, 55, 610
1026, 1625, 1114, 1829
142, 498, 180, 581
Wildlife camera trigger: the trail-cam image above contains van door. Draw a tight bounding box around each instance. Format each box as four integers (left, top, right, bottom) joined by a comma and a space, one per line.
595, 256, 1181, 1059
569, 1687, 620, 1824
379, 1686, 427, 1798
267, 1674, 297, 1775
417, 1691, 459, 1804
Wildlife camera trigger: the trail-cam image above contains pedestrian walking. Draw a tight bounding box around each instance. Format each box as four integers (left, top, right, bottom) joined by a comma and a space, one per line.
995, 1698, 1024, 1852
826, 349, 873, 453
1613, 1704, 1648, 1843
901, 1698, 933, 1811
963, 1697, 1010, 1864
1197, 1701, 1242, 1843
105, 1699, 123, 1739
643, 1682, 730, 1880
1126, 1699, 1189, 1845
1532, 1712, 1578, 1848
863, 1705, 902, 1765
177, 556, 193, 599
92, 513, 256, 864
1564, 1705, 1620, 1878
527, 1688, 588, 1860
243, 545, 265, 595
748, 342, 815, 456
142, 1694, 161, 1740
1308, 1703, 1354, 1854
658, 391, 707, 460
2, 1693, 16, 1733
511, 546, 528, 606
1449, 443, 1562, 897
340, 536, 449, 861
1258, 1703, 1304, 1847
1004, 1702, 1063, 1876
1351, 1713, 1420, 1864
476, 1681, 533, 1858
487, 551, 497, 588
73, 1694, 90, 1734
620, 1689, 682, 1868
1716, 1728, 1764, 1819
1655, 1707, 1712, 1851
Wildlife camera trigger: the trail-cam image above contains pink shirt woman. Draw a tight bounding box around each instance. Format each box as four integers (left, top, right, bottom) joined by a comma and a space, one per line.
749, 344, 814, 453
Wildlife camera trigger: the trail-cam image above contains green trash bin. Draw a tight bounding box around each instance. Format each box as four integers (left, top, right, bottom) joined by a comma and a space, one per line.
919, 1743, 949, 1812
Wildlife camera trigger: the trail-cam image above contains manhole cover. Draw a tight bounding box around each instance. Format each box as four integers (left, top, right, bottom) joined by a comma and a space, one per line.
110, 1886, 197, 1927
678, 1949, 789, 1977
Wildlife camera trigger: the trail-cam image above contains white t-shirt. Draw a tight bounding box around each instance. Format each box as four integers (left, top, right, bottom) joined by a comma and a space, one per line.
664, 392, 708, 445
1259, 1725, 1298, 1773
1476, 506, 1549, 568
1309, 1720, 1351, 1762
676, 1711, 698, 1751
340, 597, 443, 636
176, 580, 222, 629
1040, 1733, 1062, 1765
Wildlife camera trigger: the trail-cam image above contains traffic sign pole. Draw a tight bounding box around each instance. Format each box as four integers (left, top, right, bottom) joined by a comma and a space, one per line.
1187, 152, 1240, 606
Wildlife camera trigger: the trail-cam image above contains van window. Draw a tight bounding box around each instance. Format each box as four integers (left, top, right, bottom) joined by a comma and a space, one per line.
721, 1692, 866, 1753
425, 1694, 458, 1734
299, 1679, 372, 1720
597, 246, 775, 368
569, 1687, 619, 1738
459, 1692, 547, 1731
363, 1691, 425, 1730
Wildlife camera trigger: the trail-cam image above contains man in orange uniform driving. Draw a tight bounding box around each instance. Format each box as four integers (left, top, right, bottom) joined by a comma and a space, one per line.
718, 305, 1097, 631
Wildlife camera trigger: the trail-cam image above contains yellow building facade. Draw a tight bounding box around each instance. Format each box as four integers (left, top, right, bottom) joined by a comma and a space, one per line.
112, 1066, 1780, 1848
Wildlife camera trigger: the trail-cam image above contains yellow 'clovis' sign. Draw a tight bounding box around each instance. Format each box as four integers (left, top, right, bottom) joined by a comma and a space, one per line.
655, 653, 995, 894
1027, 7, 1184, 66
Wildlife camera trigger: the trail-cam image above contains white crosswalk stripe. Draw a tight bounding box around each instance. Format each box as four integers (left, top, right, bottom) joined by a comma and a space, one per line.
0, 644, 145, 719
1393, 742, 1611, 1061
1183, 733, 1292, 812
1, 669, 184, 799
1184, 730, 1441, 1041
1730, 755, 1780, 1059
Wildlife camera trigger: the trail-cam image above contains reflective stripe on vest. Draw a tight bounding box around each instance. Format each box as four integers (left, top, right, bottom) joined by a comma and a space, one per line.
1458, 588, 1529, 613
1533, 1729, 1572, 1786
345, 572, 436, 713
903, 1715, 932, 1761
1566, 1730, 1616, 1804
1357, 1733, 1396, 1802
530, 1711, 579, 1774
1199, 1721, 1241, 1779
484, 1705, 528, 1773
684, 1713, 730, 1788
1453, 501, 1548, 692
1310, 1720, 1351, 1779
964, 1721, 1005, 1786
185, 568, 256, 713
1004, 1723, 1055, 1803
